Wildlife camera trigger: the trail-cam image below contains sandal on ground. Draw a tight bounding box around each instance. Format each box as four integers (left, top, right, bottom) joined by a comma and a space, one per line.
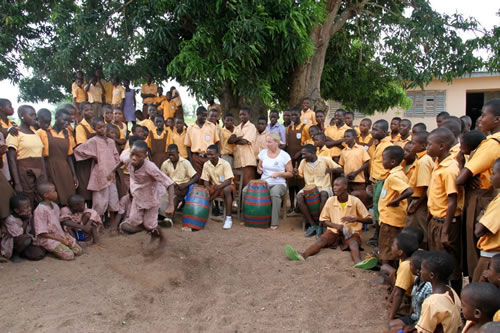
285, 245, 304, 261
354, 256, 378, 270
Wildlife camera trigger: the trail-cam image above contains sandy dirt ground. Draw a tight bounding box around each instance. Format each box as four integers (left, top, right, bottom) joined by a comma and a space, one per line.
0, 216, 388, 333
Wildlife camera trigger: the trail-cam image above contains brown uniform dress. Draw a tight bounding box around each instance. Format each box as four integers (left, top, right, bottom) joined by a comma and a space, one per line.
75, 126, 96, 201
150, 133, 169, 169
45, 129, 76, 206
286, 123, 306, 188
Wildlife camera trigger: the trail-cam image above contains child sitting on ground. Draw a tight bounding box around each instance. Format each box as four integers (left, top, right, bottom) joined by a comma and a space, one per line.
34, 183, 83, 260
461, 282, 500, 332
285, 177, 373, 266
60, 194, 102, 244
388, 250, 432, 331
0, 195, 46, 262
410, 251, 462, 333
387, 233, 419, 321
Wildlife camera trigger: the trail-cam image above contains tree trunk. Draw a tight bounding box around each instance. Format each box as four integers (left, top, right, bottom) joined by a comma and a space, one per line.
288, 0, 369, 111
218, 80, 268, 124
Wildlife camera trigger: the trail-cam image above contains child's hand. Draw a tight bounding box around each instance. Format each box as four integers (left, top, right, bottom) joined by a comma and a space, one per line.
387, 199, 400, 207
341, 216, 357, 223
440, 229, 450, 248
106, 173, 114, 181
73, 176, 79, 188
346, 172, 356, 180
407, 201, 416, 215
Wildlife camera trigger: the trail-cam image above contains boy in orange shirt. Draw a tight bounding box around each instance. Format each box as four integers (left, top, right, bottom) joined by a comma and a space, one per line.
378, 146, 413, 265
285, 177, 372, 264
426, 127, 462, 292
339, 129, 370, 197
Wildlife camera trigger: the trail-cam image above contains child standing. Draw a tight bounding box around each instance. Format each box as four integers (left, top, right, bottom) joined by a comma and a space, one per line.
378, 146, 413, 265
110, 140, 174, 241
426, 127, 462, 292
34, 183, 83, 260
395, 119, 412, 148
472, 158, 500, 281
461, 282, 500, 332
312, 133, 331, 158
357, 118, 374, 150
60, 194, 102, 244
286, 177, 372, 265
74, 118, 120, 221
123, 79, 136, 125
146, 114, 172, 168
75, 102, 95, 202
0, 195, 46, 262
412, 251, 461, 333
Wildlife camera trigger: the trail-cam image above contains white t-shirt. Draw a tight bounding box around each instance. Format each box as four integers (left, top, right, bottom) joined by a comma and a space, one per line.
258, 149, 291, 186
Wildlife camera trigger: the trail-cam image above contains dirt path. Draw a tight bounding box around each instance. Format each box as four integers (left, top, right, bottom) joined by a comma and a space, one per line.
0, 217, 387, 332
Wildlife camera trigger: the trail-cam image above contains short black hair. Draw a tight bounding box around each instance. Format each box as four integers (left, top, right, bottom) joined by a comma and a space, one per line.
412, 131, 429, 145
400, 119, 412, 127
335, 109, 346, 116
68, 194, 85, 206
92, 117, 105, 128
239, 107, 250, 114
128, 135, 141, 146
154, 114, 165, 121
0, 98, 11, 107
313, 132, 326, 140
308, 125, 320, 133
167, 144, 179, 152
315, 110, 325, 116
37, 108, 52, 121
10, 194, 30, 211
461, 130, 486, 151
436, 111, 450, 119
410, 250, 427, 270
460, 115, 472, 126
269, 109, 279, 116
302, 144, 316, 154
80, 101, 91, 109
207, 144, 219, 153
55, 109, 70, 119
413, 123, 427, 132
429, 127, 455, 149
258, 116, 267, 123
37, 182, 55, 196
223, 113, 233, 120
423, 251, 455, 282
291, 107, 300, 115
402, 226, 424, 245
461, 282, 500, 318
106, 123, 119, 134
131, 140, 148, 152
361, 118, 372, 126
334, 176, 349, 186
441, 118, 462, 138
395, 232, 419, 257
483, 98, 500, 117
391, 117, 401, 122
345, 111, 354, 117
383, 146, 404, 164
480, 322, 500, 333
344, 129, 358, 137
196, 106, 207, 114
18, 105, 35, 118
373, 119, 389, 131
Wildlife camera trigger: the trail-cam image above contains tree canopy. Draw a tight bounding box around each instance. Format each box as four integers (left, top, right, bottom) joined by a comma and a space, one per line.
0, 0, 498, 115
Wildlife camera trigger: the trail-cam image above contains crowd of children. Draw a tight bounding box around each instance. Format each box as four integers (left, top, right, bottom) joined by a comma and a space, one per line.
1, 78, 500, 331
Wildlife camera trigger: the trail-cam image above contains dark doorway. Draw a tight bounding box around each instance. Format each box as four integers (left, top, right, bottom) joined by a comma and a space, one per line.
466, 92, 484, 129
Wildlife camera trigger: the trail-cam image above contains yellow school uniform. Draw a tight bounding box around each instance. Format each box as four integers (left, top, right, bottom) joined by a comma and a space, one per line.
160, 157, 197, 184
6, 131, 44, 159
300, 108, 316, 126
87, 84, 103, 103
112, 85, 125, 106
325, 123, 350, 157
159, 99, 176, 119
416, 289, 461, 333
298, 156, 340, 190
395, 259, 415, 296
38, 128, 73, 157
390, 132, 400, 143
153, 95, 166, 105
200, 158, 234, 185
316, 145, 331, 158
138, 118, 156, 133
146, 129, 173, 149
221, 128, 235, 155
358, 133, 373, 146
476, 192, 500, 252
141, 83, 158, 105
395, 135, 412, 149
378, 166, 410, 227
72, 82, 87, 103
464, 132, 500, 189
101, 80, 113, 104
233, 121, 257, 168
171, 128, 188, 158
75, 119, 95, 145
449, 142, 460, 159
319, 195, 369, 234
184, 121, 220, 154
370, 136, 393, 181
427, 155, 460, 219
339, 143, 370, 183
409, 151, 434, 198
171, 88, 182, 107
253, 130, 268, 159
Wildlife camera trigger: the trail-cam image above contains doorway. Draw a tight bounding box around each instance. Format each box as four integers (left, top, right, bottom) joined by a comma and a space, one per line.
466, 92, 484, 129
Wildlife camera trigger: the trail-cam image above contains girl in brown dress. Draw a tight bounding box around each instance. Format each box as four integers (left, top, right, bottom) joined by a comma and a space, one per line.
38, 109, 78, 206
74, 102, 95, 202
147, 114, 172, 168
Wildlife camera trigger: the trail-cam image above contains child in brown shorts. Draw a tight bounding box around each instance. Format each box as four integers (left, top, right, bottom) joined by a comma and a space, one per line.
378, 146, 413, 266
285, 177, 372, 265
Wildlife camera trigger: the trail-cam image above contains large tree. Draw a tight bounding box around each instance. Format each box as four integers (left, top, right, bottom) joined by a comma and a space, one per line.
0, 0, 497, 117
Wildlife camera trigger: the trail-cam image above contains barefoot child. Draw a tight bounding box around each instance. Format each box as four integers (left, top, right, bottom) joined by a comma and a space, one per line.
461, 282, 500, 332
34, 183, 83, 260
0, 195, 46, 262
109, 140, 174, 241
60, 194, 102, 244
74, 118, 120, 222
410, 251, 461, 333
285, 177, 372, 265
378, 146, 413, 265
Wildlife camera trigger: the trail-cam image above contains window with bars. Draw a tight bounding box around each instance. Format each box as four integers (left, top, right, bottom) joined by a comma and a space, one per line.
404, 91, 446, 117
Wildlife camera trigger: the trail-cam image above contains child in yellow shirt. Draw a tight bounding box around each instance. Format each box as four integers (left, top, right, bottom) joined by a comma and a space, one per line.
460, 282, 500, 333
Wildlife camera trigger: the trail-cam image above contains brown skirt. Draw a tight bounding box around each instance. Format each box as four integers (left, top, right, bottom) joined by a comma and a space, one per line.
115, 168, 129, 199
0, 172, 15, 218
45, 156, 75, 206
17, 157, 46, 207
76, 159, 93, 201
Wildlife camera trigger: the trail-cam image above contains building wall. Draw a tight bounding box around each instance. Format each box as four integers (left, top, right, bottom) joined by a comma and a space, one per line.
327, 74, 500, 131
